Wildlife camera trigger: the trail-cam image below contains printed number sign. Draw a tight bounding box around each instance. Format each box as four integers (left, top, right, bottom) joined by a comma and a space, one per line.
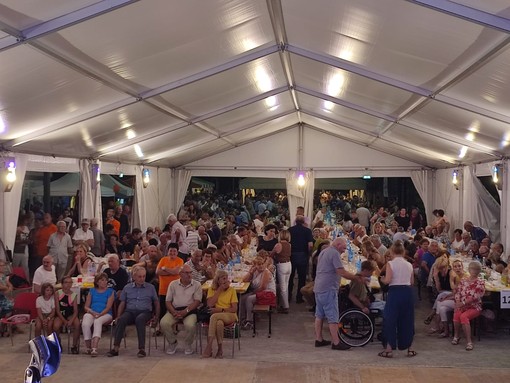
500, 290, 510, 309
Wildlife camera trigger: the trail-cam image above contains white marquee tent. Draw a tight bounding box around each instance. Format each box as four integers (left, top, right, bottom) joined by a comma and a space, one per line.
0, 1, 509, 253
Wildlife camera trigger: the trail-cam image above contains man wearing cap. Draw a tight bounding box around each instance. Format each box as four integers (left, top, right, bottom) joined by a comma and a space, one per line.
72, 218, 94, 248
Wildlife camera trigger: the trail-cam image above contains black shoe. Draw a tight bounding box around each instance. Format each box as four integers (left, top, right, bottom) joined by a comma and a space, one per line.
106, 349, 119, 357
137, 349, 146, 358
315, 339, 331, 347
308, 306, 316, 312
332, 342, 351, 350
70, 346, 79, 355
296, 298, 305, 304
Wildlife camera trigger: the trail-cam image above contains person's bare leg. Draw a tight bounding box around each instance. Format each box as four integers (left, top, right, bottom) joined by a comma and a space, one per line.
328, 323, 340, 345
314, 317, 324, 341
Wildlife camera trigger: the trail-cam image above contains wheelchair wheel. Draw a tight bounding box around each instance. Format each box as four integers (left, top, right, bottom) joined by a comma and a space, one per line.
337, 309, 374, 347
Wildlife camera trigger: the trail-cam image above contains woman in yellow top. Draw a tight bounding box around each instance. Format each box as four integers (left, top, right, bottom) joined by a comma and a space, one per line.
203, 270, 238, 359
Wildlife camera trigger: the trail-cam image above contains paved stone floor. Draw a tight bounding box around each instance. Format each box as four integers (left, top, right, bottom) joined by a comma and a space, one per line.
2, 289, 509, 382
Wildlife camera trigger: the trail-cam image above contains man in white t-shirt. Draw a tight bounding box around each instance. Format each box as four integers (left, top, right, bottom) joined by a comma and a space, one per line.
72, 218, 94, 248
253, 214, 265, 236
33, 255, 57, 293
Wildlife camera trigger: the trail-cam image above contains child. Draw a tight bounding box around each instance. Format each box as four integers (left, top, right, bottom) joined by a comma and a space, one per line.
35, 282, 56, 336
53, 276, 80, 354
0, 260, 14, 318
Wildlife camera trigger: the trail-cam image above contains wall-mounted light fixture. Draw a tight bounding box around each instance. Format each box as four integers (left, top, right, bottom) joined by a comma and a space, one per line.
493, 163, 503, 190
142, 168, 150, 188
452, 169, 459, 190
297, 173, 305, 187
4, 157, 16, 192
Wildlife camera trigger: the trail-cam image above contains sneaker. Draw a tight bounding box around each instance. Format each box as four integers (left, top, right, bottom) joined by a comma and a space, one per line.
137, 349, 146, 358
315, 339, 331, 347
242, 321, 253, 330
166, 341, 177, 355
332, 342, 351, 350
184, 345, 194, 355
106, 349, 119, 357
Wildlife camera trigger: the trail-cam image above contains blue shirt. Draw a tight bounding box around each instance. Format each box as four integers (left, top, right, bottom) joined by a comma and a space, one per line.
90, 288, 114, 315
120, 282, 158, 312
471, 227, 487, 244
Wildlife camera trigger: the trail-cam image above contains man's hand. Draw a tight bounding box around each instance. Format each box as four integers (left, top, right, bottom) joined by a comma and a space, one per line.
362, 307, 370, 315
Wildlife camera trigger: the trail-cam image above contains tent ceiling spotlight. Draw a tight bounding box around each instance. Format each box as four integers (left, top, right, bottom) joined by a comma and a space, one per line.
297, 173, 305, 187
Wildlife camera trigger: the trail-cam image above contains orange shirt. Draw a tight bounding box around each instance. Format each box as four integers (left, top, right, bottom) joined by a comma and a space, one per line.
35, 224, 57, 257
106, 218, 120, 237
157, 256, 184, 295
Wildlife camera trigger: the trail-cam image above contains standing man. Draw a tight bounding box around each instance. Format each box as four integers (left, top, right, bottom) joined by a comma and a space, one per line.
107, 266, 160, 358
105, 209, 120, 238
463, 221, 488, 245
115, 205, 130, 239
73, 218, 94, 249
288, 215, 314, 304
90, 217, 105, 257
166, 214, 188, 261
160, 264, 202, 355
314, 237, 359, 350
47, 221, 73, 280
356, 204, 371, 232
33, 213, 57, 272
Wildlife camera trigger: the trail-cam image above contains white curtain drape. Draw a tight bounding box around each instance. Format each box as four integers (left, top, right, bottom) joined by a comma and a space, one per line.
462, 165, 500, 242
432, 168, 462, 235
79, 159, 102, 224
286, 171, 314, 225
500, 160, 510, 254
0, 153, 28, 253
410, 170, 433, 225
172, 169, 191, 214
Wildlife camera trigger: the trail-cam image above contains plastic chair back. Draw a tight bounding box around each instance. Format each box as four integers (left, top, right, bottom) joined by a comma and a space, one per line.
13, 292, 39, 320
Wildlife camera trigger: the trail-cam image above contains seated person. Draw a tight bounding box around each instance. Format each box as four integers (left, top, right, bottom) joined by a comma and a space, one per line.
33, 256, 57, 294
107, 266, 160, 358
348, 261, 385, 315
160, 264, 202, 355
66, 243, 93, 277
101, 254, 129, 300
185, 249, 206, 284
53, 276, 80, 354
0, 260, 13, 318
202, 270, 238, 359
201, 248, 217, 280
82, 273, 114, 356
35, 283, 56, 337
134, 245, 161, 289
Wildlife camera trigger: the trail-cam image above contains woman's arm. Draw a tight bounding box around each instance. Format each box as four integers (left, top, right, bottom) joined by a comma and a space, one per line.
258, 269, 271, 291
83, 291, 93, 314
54, 293, 65, 321
381, 263, 393, 285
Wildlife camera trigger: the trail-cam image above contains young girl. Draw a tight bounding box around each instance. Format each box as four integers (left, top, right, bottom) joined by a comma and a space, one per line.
0, 260, 14, 318
35, 283, 56, 336
53, 276, 80, 354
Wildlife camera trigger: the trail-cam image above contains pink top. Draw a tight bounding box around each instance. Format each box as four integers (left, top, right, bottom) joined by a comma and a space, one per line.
454, 277, 485, 312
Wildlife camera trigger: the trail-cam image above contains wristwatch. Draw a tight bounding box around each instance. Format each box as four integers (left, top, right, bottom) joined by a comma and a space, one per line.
186, 308, 189, 313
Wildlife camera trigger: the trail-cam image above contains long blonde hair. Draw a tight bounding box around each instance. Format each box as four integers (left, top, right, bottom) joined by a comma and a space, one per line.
212, 269, 228, 290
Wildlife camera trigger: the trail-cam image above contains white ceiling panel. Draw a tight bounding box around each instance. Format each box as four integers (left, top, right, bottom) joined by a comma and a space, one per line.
442, 45, 510, 117
0, 1, 97, 30
282, 0, 507, 88
159, 53, 286, 117
227, 114, 298, 144
291, 54, 414, 115
301, 114, 374, 145
0, 46, 126, 141
403, 101, 510, 154
163, 140, 233, 169
297, 92, 387, 135
203, 94, 295, 134
52, 0, 275, 89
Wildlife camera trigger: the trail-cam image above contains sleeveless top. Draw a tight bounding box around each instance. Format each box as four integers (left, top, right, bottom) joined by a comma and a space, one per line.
275, 241, 291, 263
57, 289, 77, 318
388, 257, 412, 286
252, 269, 276, 293
437, 269, 452, 291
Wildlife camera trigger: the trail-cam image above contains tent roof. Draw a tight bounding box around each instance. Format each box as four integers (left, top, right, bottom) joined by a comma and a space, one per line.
1, 1, 510, 172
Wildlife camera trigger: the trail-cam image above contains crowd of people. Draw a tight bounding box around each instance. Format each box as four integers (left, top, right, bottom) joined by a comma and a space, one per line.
3, 189, 504, 358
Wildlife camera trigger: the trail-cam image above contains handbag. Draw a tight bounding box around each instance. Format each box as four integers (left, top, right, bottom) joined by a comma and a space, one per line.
255, 290, 276, 307
196, 306, 212, 323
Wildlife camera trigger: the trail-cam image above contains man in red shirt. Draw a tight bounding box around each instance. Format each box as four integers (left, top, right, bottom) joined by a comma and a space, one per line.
33, 213, 57, 270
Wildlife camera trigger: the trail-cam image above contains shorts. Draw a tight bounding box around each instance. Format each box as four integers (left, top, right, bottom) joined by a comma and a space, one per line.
315, 290, 339, 324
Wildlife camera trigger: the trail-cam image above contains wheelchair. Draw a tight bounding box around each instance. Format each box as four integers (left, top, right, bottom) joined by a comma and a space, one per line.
337, 285, 382, 347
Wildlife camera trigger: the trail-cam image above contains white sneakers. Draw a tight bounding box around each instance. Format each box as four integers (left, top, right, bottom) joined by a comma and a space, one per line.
166, 341, 177, 355
166, 341, 194, 355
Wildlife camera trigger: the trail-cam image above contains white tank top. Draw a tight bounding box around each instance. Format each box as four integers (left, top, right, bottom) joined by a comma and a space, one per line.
388, 257, 412, 286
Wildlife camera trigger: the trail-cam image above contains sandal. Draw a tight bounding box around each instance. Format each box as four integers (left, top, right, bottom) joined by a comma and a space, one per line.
465, 343, 473, 351
90, 348, 98, 357
378, 350, 393, 358
427, 328, 438, 334
407, 350, 418, 357
451, 337, 460, 345
438, 332, 449, 338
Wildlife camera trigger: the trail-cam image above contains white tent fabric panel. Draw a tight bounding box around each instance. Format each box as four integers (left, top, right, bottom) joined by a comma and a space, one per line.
432, 169, 463, 235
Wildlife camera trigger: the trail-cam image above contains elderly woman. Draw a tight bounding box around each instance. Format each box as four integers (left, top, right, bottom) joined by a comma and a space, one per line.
372, 222, 392, 248
82, 273, 115, 356
451, 261, 485, 350
240, 254, 276, 330
202, 270, 238, 359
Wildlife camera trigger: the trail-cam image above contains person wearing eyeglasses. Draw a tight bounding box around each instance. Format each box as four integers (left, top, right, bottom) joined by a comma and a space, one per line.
160, 264, 202, 356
